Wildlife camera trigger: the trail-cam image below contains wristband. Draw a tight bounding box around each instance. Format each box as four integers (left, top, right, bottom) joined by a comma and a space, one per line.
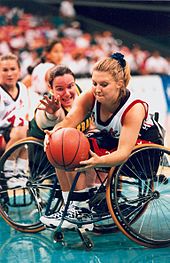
45, 111, 58, 121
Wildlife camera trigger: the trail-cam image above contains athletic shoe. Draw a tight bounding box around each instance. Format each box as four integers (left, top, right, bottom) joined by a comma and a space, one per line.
6, 169, 28, 188
40, 205, 93, 231
4, 170, 15, 178
7, 176, 28, 188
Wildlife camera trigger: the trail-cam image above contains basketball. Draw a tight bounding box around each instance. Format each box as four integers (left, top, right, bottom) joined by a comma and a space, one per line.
46, 128, 90, 171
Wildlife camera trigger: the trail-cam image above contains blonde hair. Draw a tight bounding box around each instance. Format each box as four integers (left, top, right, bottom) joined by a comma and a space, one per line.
92, 55, 131, 96
0, 53, 20, 68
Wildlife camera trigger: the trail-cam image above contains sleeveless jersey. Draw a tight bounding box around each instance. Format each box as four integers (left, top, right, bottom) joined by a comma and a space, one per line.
91, 90, 152, 139
0, 82, 29, 131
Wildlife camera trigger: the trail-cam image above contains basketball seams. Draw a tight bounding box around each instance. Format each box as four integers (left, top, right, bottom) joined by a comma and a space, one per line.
46, 128, 89, 171
62, 128, 66, 169
63, 129, 80, 168
47, 143, 61, 168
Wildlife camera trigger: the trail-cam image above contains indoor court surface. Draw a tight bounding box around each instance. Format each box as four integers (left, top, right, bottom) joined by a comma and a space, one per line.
1, 218, 170, 263
0, 123, 170, 263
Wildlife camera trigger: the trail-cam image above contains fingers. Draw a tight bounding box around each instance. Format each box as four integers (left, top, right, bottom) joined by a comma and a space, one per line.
43, 127, 63, 152
44, 129, 52, 135
74, 165, 91, 172
44, 132, 51, 152
89, 150, 96, 156
52, 126, 63, 133
52, 95, 61, 105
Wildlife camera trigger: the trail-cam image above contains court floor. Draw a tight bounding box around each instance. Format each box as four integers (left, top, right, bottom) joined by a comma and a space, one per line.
1, 215, 170, 263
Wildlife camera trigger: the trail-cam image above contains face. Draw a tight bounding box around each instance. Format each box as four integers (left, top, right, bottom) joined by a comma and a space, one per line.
92, 70, 120, 105
51, 74, 77, 108
46, 43, 64, 65
0, 59, 20, 88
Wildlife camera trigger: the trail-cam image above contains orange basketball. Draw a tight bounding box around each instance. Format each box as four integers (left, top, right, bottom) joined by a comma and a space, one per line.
46, 128, 90, 171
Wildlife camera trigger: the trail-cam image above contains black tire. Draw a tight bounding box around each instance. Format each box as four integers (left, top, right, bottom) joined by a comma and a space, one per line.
107, 144, 170, 248
0, 137, 62, 232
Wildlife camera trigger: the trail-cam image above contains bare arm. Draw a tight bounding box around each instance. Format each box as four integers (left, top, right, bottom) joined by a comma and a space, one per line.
78, 103, 146, 169
43, 90, 94, 151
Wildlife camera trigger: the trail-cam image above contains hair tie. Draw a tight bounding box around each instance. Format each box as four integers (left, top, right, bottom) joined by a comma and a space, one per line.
110, 52, 126, 68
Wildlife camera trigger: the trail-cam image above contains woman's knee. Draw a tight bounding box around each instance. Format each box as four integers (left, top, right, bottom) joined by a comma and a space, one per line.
10, 126, 28, 141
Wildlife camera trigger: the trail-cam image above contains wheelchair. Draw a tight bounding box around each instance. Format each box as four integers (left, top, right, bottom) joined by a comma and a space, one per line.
0, 137, 170, 249
0, 137, 117, 235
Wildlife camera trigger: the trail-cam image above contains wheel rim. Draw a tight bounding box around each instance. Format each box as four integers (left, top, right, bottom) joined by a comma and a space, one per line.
109, 145, 170, 247
0, 139, 61, 232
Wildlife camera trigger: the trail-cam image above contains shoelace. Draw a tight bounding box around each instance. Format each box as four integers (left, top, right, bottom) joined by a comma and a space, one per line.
50, 205, 92, 220
52, 206, 65, 218
66, 206, 82, 218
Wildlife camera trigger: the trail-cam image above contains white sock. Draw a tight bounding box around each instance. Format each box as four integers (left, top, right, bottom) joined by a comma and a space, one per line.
17, 158, 28, 171
62, 191, 69, 204
4, 160, 15, 171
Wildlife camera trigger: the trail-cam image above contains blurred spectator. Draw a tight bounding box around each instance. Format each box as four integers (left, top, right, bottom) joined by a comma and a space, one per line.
76, 33, 92, 49
23, 39, 64, 96
0, 5, 169, 79
0, 41, 11, 55
61, 21, 83, 39
59, 0, 76, 23
65, 48, 90, 77
125, 44, 149, 75
9, 31, 27, 52
20, 49, 39, 78
144, 50, 169, 75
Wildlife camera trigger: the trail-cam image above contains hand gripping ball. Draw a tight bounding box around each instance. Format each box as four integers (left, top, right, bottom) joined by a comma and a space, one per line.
46, 128, 90, 171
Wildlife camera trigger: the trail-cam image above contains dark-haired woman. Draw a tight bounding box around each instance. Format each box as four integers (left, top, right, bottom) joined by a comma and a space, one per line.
29, 65, 94, 230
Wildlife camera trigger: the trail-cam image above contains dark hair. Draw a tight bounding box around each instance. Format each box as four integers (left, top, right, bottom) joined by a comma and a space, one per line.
27, 39, 63, 73
48, 65, 75, 87
110, 52, 126, 69
40, 39, 63, 63
45, 39, 62, 53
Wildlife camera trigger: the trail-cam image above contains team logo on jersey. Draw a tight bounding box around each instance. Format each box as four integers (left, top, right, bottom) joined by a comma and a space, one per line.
109, 128, 120, 138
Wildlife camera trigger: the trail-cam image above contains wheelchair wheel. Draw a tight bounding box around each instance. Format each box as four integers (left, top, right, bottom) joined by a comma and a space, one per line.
0, 137, 62, 232
106, 144, 170, 248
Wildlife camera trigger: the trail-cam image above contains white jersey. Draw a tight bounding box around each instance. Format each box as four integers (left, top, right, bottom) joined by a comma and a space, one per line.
92, 91, 151, 139
31, 62, 54, 95
0, 82, 29, 130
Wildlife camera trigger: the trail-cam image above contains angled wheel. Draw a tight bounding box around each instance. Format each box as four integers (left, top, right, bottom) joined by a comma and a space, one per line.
107, 144, 170, 248
0, 137, 62, 232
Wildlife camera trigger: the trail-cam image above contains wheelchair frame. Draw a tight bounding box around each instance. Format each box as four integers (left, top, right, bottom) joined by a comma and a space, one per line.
0, 137, 170, 249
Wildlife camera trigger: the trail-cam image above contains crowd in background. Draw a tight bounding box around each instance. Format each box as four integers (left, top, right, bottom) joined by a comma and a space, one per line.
0, 2, 169, 191
0, 4, 169, 81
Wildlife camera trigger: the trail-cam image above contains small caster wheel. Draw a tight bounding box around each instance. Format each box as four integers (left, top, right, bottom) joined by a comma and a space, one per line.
53, 231, 64, 242
77, 228, 94, 250
83, 236, 94, 250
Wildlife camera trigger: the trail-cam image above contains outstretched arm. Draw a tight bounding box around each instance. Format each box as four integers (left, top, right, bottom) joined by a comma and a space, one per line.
36, 94, 65, 129
53, 89, 94, 131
